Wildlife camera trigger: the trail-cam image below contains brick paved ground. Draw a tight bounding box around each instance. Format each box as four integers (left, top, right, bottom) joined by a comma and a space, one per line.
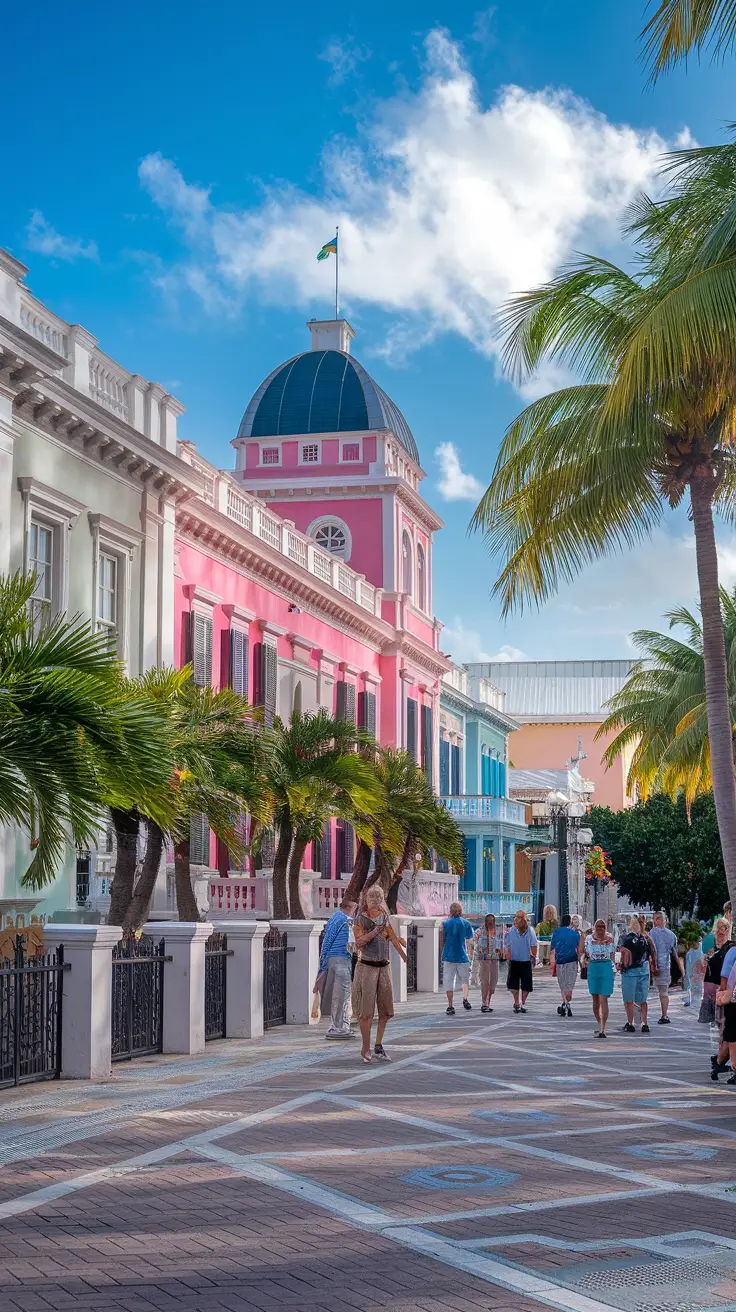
2, 971, 736, 1311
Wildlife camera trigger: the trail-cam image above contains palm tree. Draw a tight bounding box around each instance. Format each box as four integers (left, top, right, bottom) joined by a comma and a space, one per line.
343, 748, 465, 908
642, 1, 736, 80
599, 589, 736, 805
471, 196, 736, 906
0, 572, 169, 891
269, 710, 373, 919
285, 764, 380, 919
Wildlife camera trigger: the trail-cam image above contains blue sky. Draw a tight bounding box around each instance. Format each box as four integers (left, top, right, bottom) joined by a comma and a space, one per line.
5, 1, 736, 663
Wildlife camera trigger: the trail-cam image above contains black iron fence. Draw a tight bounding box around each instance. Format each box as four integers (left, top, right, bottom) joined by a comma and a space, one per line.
111, 934, 169, 1062
1, 936, 69, 1090
263, 927, 291, 1029
204, 931, 232, 1041
406, 923, 418, 993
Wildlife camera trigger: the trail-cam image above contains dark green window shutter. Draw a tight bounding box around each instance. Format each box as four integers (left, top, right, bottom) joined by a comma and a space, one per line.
421, 705, 433, 778
336, 680, 356, 723
358, 690, 377, 736
191, 612, 213, 687
229, 628, 249, 697
440, 738, 450, 794
321, 822, 333, 878
406, 697, 418, 759
254, 640, 277, 724
189, 812, 210, 865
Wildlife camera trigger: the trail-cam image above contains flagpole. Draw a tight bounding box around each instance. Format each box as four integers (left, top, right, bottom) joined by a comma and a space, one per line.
335, 225, 339, 320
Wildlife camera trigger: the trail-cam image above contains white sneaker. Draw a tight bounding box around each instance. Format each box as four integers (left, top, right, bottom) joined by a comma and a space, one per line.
325, 1028, 355, 1039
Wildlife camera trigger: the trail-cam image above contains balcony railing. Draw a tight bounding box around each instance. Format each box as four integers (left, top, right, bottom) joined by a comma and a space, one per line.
460, 891, 533, 919
441, 796, 527, 825
20, 295, 69, 358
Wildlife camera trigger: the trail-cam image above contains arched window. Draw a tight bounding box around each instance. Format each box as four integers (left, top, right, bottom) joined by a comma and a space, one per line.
402, 530, 413, 596
308, 516, 352, 561
417, 544, 426, 610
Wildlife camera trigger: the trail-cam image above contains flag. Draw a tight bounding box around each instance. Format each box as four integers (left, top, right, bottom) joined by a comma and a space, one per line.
317, 235, 338, 261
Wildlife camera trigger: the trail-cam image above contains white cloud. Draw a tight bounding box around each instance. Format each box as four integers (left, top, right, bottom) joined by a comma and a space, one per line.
137, 29, 673, 368
472, 7, 497, 52
440, 616, 527, 664
435, 441, 484, 501
26, 211, 99, 263
319, 36, 371, 86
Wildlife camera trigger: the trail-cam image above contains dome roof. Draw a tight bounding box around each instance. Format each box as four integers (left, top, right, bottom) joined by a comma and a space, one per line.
237, 349, 419, 464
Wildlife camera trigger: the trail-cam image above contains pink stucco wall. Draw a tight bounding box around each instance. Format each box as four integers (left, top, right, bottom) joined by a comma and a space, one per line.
509, 721, 632, 810
266, 497, 385, 588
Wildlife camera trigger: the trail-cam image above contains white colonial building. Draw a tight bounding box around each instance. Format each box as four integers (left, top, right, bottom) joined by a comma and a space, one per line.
0, 248, 201, 920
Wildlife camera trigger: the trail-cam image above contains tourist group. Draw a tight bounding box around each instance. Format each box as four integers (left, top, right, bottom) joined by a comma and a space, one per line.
315, 893, 736, 1074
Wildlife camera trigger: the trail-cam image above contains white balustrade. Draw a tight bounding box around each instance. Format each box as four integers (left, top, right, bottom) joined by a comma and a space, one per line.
287, 531, 307, 568
460, 891, 532, 919
258, 509, 281, 551
208, 877, 257, 917
312, 549, 332, 583
89, 356, 130, 421
226, 486, 253, 529
313, 878, 347, 916
360, 580, 376, 610
19, 297, 69, 357
337, 566, 357, 600
441, 796, 526, 825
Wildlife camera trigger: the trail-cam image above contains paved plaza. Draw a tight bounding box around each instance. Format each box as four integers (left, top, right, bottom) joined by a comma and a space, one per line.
1, 973, 736, 1312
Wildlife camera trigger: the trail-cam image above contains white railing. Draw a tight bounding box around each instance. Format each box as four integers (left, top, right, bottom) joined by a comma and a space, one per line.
89, 356, 129, 421
441, 796, 527, 825
313, 879, 347, 916
361, 580, 376, 610
227, 486, 253, 529
19, 296, 69, 358
337, 565, 357, 600
190, 460, 215, 505
287, 531, 307, 568
460, 891, 532, 919
312, 550, 332, 583
258, 510, 281, 551
208, 877, 262, 917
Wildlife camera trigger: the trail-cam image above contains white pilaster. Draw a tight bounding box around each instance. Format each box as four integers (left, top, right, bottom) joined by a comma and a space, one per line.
390, 915, 412, 1003
43, 924, 122, 1081
159, 497, 176, 666
270, 920, 322, 1025
145, 920, 212, 1054
412, 917, 441, 993
0, 385, 15, 576
67, 325, 98, 396
212, 919, 268, 1039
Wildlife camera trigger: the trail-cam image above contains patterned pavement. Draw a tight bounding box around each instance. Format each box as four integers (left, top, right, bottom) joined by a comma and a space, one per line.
1, 972, 736, 1311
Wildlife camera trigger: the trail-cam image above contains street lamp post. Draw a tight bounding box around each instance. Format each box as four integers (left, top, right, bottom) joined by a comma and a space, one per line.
547, 791, 570, 919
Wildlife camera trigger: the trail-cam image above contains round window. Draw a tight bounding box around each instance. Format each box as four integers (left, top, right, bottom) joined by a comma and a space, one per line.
314, 523, 348, 558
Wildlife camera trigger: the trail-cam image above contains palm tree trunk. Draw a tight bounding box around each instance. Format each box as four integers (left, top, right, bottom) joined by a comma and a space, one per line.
386, 836, 415, 913
691, 476, 736, 905
365, 843, 395, 898
174, 838, 202, 921
343, 839, 373, 903
272, 815, 292, 919
108, 807, 139, 927
123, 823, 165, 933
287, 837, 308, 919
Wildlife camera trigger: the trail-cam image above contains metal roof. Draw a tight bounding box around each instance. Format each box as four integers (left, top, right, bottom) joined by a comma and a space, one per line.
238, 349, 420, 463
466, 660, 635, 720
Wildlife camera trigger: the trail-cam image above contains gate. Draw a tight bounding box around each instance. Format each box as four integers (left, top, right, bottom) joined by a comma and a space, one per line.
205, 931, 232, 1041
263, 927, 290, 1029
111, 934, 168, 1062
1, 936, 69, 1089
406, 923, 418, 993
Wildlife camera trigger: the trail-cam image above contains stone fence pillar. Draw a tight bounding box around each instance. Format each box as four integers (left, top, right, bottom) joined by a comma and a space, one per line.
212, 919, 268, 1039
44, 924, 122, 1081
411, 916, 442, 993
145, 920, 212, 1055
270, 920, 321, 1024
390, 915, 413, 1004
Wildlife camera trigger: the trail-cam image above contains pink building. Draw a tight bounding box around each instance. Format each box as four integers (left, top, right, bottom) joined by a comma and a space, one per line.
175, 317, 450, 884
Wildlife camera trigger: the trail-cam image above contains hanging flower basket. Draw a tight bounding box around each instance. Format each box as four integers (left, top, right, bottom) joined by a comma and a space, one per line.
585, 845, 612, 884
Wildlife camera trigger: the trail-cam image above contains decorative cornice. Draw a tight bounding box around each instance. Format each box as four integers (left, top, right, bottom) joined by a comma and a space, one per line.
440, 683, 519, 734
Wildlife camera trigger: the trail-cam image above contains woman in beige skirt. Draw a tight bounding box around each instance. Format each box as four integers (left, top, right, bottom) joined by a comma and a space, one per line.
352, 885, 395, 1064
474, 913, 502, 1012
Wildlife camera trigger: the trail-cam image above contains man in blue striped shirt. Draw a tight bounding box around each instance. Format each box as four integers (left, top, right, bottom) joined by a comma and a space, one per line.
320, 898, 357, 1039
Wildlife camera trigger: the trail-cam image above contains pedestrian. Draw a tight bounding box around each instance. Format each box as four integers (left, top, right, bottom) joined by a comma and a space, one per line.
317, 897, 358, 1039
702, 902, 732, 956
442, 902, 475, 1015
716, 945, 736, 1087
352, 885, 395, 1064
649, 911, 678, 1025
583, 918, 615, 1038
619, 914, 654, 1033
700, 917, 732, 1079
550, 913, 581, 1017
505, 908, 538, 1013
474, 913, 502, 1013
683, 933, 705, 1008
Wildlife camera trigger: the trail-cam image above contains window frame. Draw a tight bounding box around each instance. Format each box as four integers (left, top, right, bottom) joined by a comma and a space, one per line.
299, 440, 321, 465
19, 478, 85, 625
401, 529, 413, 597
259, 444, 282, 467
416, 542, 426, 611
88, 513, 143, 668
340, 439, 361, 464
307, 515, 353, 563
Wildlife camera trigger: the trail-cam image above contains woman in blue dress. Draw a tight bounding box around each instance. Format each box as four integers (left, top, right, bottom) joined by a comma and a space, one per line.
583, 919, 615, 1039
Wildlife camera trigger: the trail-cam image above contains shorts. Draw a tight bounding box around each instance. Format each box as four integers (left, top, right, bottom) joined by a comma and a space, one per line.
352, 961, 394, 1021
722, 1002, 736, 1045
556, 961, 578, 996
653, 971, 670, 994
443, 960, 471, 991
587, 960, 614, 997
622, 964, 650, 1007
507, 960, 533, 994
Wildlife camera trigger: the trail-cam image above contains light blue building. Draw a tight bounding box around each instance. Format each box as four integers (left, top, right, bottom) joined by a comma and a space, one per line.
439, 667, 532, 920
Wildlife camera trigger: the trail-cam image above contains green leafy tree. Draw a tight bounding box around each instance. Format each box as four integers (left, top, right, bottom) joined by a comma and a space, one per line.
0, 572, 170, 892
471, 190, 736, 907
642, 1, 736, 80
599, 590, 736, 805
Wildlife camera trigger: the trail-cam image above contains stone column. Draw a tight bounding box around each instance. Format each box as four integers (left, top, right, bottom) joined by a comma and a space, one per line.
412, 916, 441, 993
211, 919, 268, 1039
144, 920, 212, 1055
390, 915, 412, 1003
43, 924, 122, 1081
270, 920, 321, 1025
